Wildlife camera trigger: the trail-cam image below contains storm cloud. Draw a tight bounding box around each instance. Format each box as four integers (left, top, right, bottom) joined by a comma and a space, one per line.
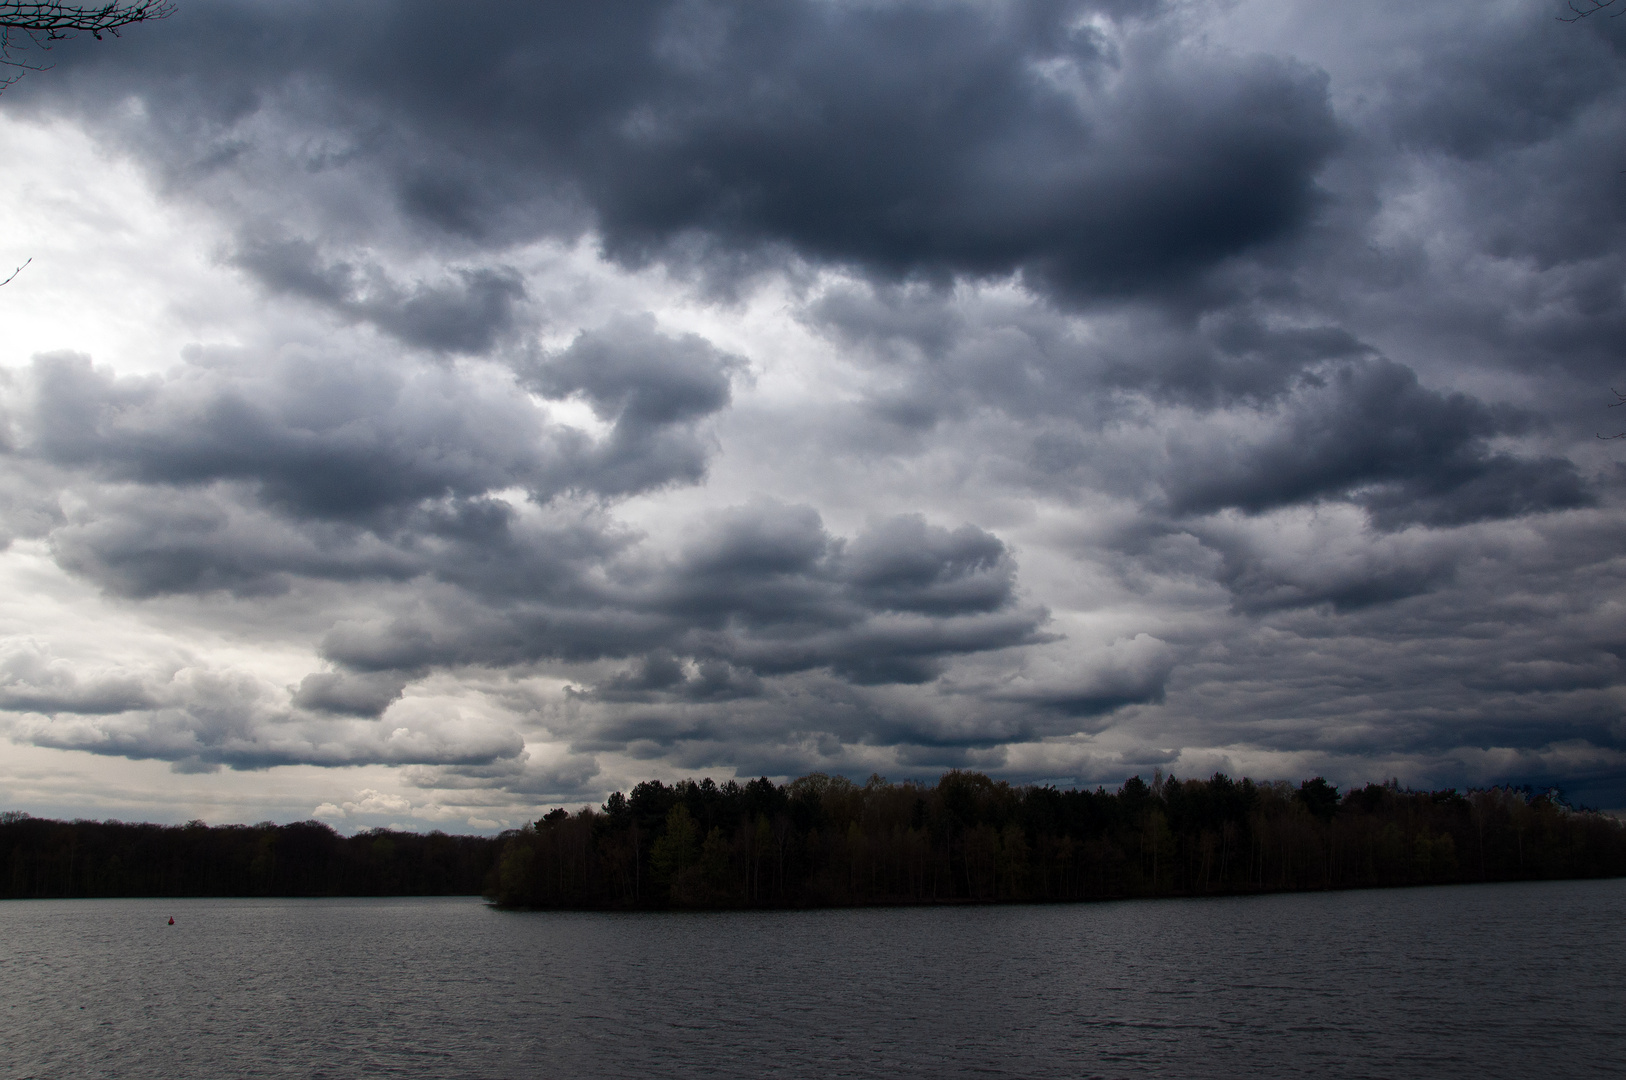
1, 0, 1625, 825
16, 0, 1342, 300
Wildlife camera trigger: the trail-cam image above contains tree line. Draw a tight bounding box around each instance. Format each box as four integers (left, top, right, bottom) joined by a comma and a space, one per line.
0, 813, 498, 898
6, 771, 1621, 904
492, 771, 1626, 909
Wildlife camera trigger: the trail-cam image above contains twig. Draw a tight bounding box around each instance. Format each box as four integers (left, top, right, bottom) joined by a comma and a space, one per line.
1560, 0, 1626, 21
1599, 387, 1626, 439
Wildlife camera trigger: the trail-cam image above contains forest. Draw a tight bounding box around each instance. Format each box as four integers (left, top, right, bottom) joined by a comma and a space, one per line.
5, 771, 1624, 905
0, 814, 497, 899
490, 771, 1626, 909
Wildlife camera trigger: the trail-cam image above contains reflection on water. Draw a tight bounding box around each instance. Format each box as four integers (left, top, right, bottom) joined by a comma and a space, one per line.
2, 879, 1620, 1079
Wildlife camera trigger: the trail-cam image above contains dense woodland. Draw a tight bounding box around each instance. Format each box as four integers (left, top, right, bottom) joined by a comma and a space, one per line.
5, 771, 1623, 905
0, 814, 497, 899
492, 771, 1626, 909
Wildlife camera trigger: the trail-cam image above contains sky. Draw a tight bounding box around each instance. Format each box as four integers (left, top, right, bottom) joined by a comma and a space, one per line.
0, 0, 1624, 832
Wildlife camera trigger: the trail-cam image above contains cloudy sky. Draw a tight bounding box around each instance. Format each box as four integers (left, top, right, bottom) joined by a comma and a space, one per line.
1, 0, 1623, 831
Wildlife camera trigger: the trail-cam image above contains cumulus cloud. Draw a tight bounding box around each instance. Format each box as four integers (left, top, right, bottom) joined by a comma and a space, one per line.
232, 236, 529, 355
993, 634, 1177, 720
0, 647, 527, 774
291, 670, 410, 718
16, 349, 558, 519
0, 341, 738, 600
514, 314, 744, 497
1163, 358, 1593, 527
16, 1, 1338, 301
313, 502, 1045, 683
0, 641, 156, 716
1, 0, 1625, 817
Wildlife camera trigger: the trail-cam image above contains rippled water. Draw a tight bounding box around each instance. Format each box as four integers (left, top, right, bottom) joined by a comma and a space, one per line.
2, 879, 1620, 1078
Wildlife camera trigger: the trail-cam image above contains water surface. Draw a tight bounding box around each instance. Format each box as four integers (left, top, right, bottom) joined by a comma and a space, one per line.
2, 879, 1620, 1078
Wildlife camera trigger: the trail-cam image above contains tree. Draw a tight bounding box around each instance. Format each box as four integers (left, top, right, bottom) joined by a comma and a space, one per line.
1296, 776, 1340, 823
1, 2, 172, 90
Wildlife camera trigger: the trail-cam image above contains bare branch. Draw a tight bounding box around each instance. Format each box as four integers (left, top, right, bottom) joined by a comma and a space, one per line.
1560, 0, 1626, 21
1599, 387, 1626, 439
0, 2, 173, 87
0, 257, 30, 287
0, 2, 172, 37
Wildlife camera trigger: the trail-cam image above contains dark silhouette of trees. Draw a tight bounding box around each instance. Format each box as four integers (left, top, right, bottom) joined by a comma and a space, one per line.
489, 770, 1626, 909
0, 813, 499, 898
1297, 776, 1341, 822
7, 771, 1621, 906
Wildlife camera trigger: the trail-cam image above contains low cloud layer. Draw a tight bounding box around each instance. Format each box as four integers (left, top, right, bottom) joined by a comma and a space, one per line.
0, 642, 525, 773
1, 0, 1624, 823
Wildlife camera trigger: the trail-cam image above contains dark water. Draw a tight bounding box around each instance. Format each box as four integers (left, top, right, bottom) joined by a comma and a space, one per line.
2, 879, 1621, 1079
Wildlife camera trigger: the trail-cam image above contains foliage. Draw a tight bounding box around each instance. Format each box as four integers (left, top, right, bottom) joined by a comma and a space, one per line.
7, 771, 1620, 906
490, 771, 1626, 909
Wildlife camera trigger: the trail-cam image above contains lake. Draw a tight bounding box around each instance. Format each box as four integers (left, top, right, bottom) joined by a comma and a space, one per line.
2, 879, 1620, 1078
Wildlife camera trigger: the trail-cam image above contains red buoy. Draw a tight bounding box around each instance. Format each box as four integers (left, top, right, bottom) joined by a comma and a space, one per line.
168, 916, 174, 925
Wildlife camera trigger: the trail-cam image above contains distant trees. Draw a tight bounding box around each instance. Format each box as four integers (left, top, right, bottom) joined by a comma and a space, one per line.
6, 770, 1621, 905
490, 770, 1626, 909
0, 813, 499, 898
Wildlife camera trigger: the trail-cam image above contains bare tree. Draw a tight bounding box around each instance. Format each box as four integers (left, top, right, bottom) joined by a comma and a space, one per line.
2, 2, 172, 89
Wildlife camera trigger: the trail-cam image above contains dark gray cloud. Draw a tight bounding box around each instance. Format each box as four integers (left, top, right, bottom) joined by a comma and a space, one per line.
515, 315, 743, 498
10, 333, 738, 544
291, 670, 410, 718
1, 348, 1052, 741
523, 315, 736, 425
1206, 532, 1461, 615
805, 286, 1596, 536
1164, 358, 1594, 527
18, 0, 1338, 301
19, 349, 558, 521
588, 653, 766, 705
553, 634, 1178, 769
232, 236, 528, 355
315, 502, 1045, 686
842, 514, 1015, 616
